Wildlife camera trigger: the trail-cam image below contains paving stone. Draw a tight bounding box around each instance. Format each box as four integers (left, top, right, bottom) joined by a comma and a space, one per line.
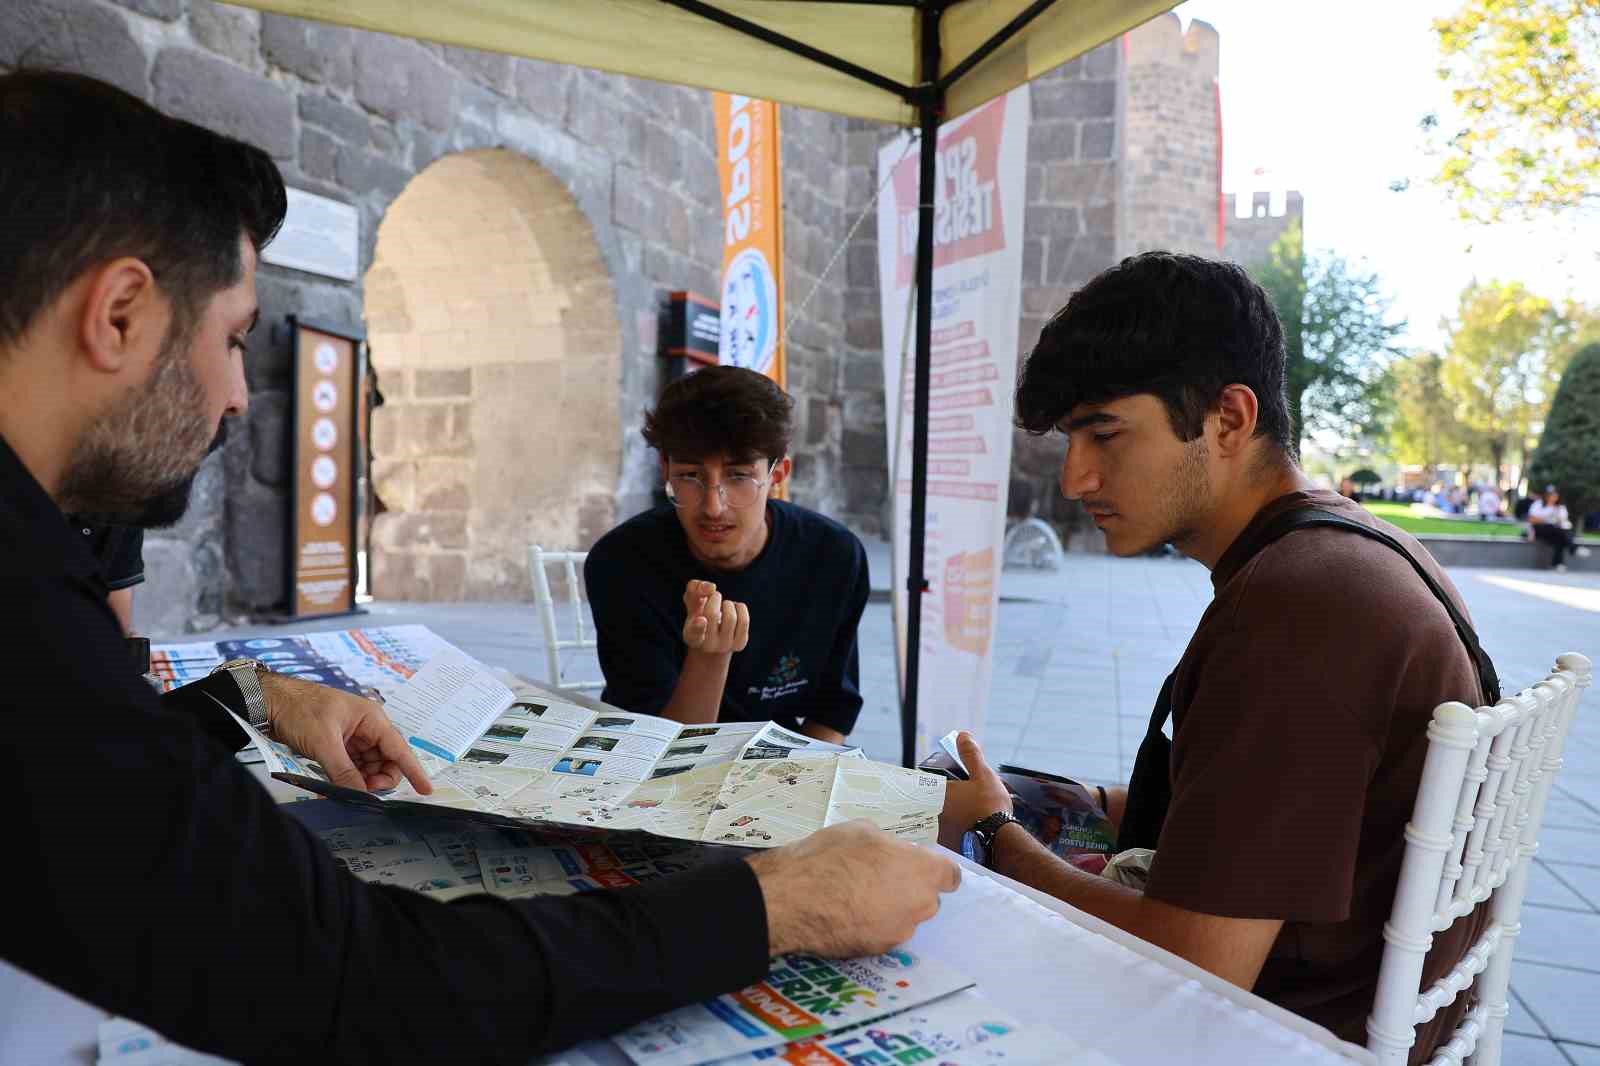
1514, 961, 1600, 1045
1498, 1033, 1571, 1066
1545, 861, 1600, 909
1512, 906, 1600, 969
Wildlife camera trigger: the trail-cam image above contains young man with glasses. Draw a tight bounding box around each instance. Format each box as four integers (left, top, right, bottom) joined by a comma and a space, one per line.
585, 366, 869, 743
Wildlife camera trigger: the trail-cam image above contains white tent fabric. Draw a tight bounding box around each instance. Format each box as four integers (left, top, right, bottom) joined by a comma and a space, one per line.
226, 0, 1176, 124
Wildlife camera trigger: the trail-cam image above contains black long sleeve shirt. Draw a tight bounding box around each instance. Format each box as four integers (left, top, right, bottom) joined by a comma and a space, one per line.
1, 434, 769, 1064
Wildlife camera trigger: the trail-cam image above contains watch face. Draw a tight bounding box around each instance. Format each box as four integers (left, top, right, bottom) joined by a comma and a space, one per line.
960, 830, 986, 867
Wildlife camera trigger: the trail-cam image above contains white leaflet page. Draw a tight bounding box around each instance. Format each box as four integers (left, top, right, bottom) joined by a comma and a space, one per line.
382, 648, 515, 762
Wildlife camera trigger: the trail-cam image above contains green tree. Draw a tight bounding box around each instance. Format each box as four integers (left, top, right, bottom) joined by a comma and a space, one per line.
1250, 220, 1406, 449
1430, 0, 1600, 222
1527, 342, 1600, 516
1439, 281, 1570, 484
1387, 352, 1469, 471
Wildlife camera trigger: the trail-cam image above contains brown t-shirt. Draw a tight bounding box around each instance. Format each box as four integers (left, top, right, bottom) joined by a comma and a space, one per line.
1144, 491, 1489, 1060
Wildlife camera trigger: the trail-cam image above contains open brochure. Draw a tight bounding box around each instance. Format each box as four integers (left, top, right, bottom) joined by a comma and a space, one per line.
616, 949, 975, 1066
262, 654, 946, 849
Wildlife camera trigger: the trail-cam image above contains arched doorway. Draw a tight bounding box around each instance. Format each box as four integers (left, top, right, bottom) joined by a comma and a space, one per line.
363, 149, 623, 601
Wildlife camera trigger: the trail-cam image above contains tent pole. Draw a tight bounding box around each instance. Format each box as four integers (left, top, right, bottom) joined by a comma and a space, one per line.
901, 3, 942, 768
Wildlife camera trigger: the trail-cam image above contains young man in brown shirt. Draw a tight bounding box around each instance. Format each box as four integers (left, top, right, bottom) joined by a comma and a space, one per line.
940, 252, 1491, 1062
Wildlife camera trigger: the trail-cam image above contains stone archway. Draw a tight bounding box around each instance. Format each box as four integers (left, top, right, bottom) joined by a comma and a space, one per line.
364, 149, 622, 601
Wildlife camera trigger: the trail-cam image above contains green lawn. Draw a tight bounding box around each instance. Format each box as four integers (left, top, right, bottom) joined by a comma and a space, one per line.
1361, 500, 1600, 542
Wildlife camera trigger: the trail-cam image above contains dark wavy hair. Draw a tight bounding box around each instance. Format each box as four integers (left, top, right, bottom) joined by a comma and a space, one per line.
0, 70, 287, 348
643, 365, 794, 463
1015, 251, 1294, 455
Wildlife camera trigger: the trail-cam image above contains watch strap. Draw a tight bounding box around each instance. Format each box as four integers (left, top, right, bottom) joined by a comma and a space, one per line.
969, 810, 1021, 855
212, 658, 271, 729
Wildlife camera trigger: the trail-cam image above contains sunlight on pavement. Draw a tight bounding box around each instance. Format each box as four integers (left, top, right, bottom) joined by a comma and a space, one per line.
1476, 574, 1600, 614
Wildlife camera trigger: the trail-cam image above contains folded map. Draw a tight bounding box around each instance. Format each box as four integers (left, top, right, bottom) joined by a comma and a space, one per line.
264, 656, 946, 849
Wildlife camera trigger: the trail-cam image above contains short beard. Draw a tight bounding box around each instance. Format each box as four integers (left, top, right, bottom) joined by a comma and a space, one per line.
58, 318, 214, 524
1157, 436, 1212, 551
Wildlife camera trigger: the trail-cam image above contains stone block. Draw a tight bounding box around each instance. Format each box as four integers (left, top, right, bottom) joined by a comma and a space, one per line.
426, 552, 467, 601
152, 48, 294, 160
844, 314, 882, 352
415, 458, 471, 513
843, 354, 883, 392
846, 243, 878, 289
112, 0, 182, 20
1083, 42, 1118, 80
189, 2, 259, 68
644, 125, 682, 181
1083, 203, 1116, 240
440, 43, 512, 95
612, 166, 656, 234
369, 544, 416, 600
369, 122, 401, 158
1024, 204, 1081, 240
1044, 161, 1115, 205
412, 510, 468, 550
1022, 238, 1045, 285
248, 389, 290, 487
1034, 79, 1115, 121
226, 476, 288, 610
512, 57, 571, 123
1080, 120, 1116, 161
299, 126, 338, 182
414, 368, 472, 399
1024, 285, 1074, 315
298, 93, 371, 146
132, 536, 198, 639
842, 426, 883, 467
371, 457, 415, 513
842, 466, 887, 514
1027, 121, 1077, 166
335, 143, 412, 203
0, 0, 147, 98
260, 13, 352, 90
353, 33, 456, 132
161, 445, 226, 544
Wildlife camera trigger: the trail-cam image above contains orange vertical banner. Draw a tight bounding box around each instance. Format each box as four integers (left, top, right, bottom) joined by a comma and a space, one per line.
714, 93, 785, 391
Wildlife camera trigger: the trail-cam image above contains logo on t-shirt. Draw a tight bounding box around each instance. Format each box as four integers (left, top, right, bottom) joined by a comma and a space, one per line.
749, 652, 808, 701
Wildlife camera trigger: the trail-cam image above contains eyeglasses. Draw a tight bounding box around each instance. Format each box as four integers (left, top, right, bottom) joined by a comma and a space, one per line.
665, 460, 778, 510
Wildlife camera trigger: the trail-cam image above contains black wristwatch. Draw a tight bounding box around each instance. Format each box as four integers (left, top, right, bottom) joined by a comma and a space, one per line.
969, 810, 1022, 867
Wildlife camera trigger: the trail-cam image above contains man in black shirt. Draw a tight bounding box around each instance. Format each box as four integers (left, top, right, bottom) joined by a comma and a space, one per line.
68, 518, 144, 631
586, 367, 870, 743
0, 71, 957, 1064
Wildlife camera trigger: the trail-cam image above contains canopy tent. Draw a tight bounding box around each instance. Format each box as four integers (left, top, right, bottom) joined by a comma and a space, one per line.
231, 0, 1179, 765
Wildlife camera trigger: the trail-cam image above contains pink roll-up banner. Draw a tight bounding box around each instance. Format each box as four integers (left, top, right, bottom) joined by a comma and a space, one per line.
878, 85, 1030, 756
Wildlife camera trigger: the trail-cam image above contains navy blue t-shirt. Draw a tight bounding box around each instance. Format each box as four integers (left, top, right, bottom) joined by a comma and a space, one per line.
585, 500, 869, 735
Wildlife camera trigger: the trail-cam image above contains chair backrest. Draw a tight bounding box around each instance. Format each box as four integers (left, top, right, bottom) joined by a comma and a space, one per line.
528, 545, 604, 694
1367, 652, 1592, 1066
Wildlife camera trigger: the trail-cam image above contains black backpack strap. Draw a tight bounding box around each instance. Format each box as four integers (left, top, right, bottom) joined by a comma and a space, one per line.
1257, 508, 1500, 705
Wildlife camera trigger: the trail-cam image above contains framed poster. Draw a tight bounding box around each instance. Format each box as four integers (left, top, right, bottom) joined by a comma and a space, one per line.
287, 317, 363, 620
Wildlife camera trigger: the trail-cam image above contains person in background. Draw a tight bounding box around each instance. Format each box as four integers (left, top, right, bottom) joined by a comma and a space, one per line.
1, 70, 956, 1065
585, 366, 869, 744
939, 252, 1492, 1065
1529, 484, 1588, 571
1476, 483, 1501, 522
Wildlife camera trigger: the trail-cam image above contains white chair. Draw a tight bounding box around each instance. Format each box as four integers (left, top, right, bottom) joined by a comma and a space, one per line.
1367, 652, 1592, 1066
528, 545, 604, 695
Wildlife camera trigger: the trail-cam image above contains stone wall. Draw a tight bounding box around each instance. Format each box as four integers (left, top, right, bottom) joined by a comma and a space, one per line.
1222, 190, 1304, 271
1120, 15, 1221, 258
2, 0, 858, 626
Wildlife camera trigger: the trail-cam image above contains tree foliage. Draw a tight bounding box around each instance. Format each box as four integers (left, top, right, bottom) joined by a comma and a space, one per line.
1439, 280, 1569, 479
1250, 220, 1406, 449
1387, 352, 1470, 469
1527, 342, 1600, 515
1430, 0, 1600, 222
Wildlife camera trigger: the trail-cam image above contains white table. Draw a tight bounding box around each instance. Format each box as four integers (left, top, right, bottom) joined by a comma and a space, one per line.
2, 676, 1375, 1065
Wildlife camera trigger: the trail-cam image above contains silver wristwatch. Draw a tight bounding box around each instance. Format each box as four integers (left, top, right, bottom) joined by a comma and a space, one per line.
211, 657, 272, 729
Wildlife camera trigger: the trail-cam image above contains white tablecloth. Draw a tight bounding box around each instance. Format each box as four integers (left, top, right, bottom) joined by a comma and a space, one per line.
2, 675, 1374, 1065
